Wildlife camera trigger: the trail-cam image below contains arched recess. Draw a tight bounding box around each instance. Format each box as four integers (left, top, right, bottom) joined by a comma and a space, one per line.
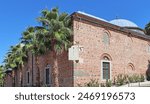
100, 53, 112, 61
103, 29, 111, 37
102, 30, 111, 45
127, 63, 135, 71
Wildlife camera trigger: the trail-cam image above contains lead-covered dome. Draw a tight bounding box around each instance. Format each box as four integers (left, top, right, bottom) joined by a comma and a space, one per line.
109, 19, 138, 27
110, 19, 145, 34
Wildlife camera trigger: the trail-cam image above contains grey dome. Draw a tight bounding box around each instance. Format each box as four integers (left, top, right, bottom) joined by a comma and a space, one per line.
110, 19, 138, 27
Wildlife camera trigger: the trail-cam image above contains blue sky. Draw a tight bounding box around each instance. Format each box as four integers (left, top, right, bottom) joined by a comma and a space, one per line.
0, 0, 150, 64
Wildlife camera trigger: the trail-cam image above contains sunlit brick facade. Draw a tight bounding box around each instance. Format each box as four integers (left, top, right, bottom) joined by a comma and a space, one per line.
4, 12, 150, 87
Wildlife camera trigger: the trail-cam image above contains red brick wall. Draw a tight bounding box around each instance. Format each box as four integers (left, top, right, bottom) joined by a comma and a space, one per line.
73, 20, 150, 86
4, 73, 13, 87
21, 51, 73, 87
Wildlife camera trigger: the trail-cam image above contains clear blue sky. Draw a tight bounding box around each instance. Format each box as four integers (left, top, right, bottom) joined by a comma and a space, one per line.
0, 0, 150, 64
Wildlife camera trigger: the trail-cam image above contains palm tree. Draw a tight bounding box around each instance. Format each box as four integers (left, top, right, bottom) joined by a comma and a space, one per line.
145, 22, 150, 35
3, 44, 27, 86
14, 44, 27, 87
37, 7, 72, 86
21, 27, 47, 86
3, 49, 16, 86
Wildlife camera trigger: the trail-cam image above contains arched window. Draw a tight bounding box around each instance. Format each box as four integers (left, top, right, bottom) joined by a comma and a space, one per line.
44, 65, 52, 86
103, 32, 110, 45
27, 71, 30, 84
46, 68, 50, 84
101, 54, 112, 80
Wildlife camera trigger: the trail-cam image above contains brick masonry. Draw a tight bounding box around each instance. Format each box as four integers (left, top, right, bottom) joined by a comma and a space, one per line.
4, 12, 150, 87
73, 19, 150, 86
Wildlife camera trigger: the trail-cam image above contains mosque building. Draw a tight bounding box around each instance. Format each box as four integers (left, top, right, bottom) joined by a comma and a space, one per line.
4, 11, 150, 87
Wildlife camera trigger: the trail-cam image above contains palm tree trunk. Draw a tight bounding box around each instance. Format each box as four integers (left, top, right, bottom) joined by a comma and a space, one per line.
31, 54, 34, 86
19, 66, 23, 87
53, 52, 59, 87
19, 69, 22, 87
15, 70, 17, 87
35, 56, 40, 87
46, 51, 49, 65
12, 70, 15, 87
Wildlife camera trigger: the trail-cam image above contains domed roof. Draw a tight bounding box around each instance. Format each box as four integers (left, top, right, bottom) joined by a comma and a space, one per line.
109, 19, 138, 27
